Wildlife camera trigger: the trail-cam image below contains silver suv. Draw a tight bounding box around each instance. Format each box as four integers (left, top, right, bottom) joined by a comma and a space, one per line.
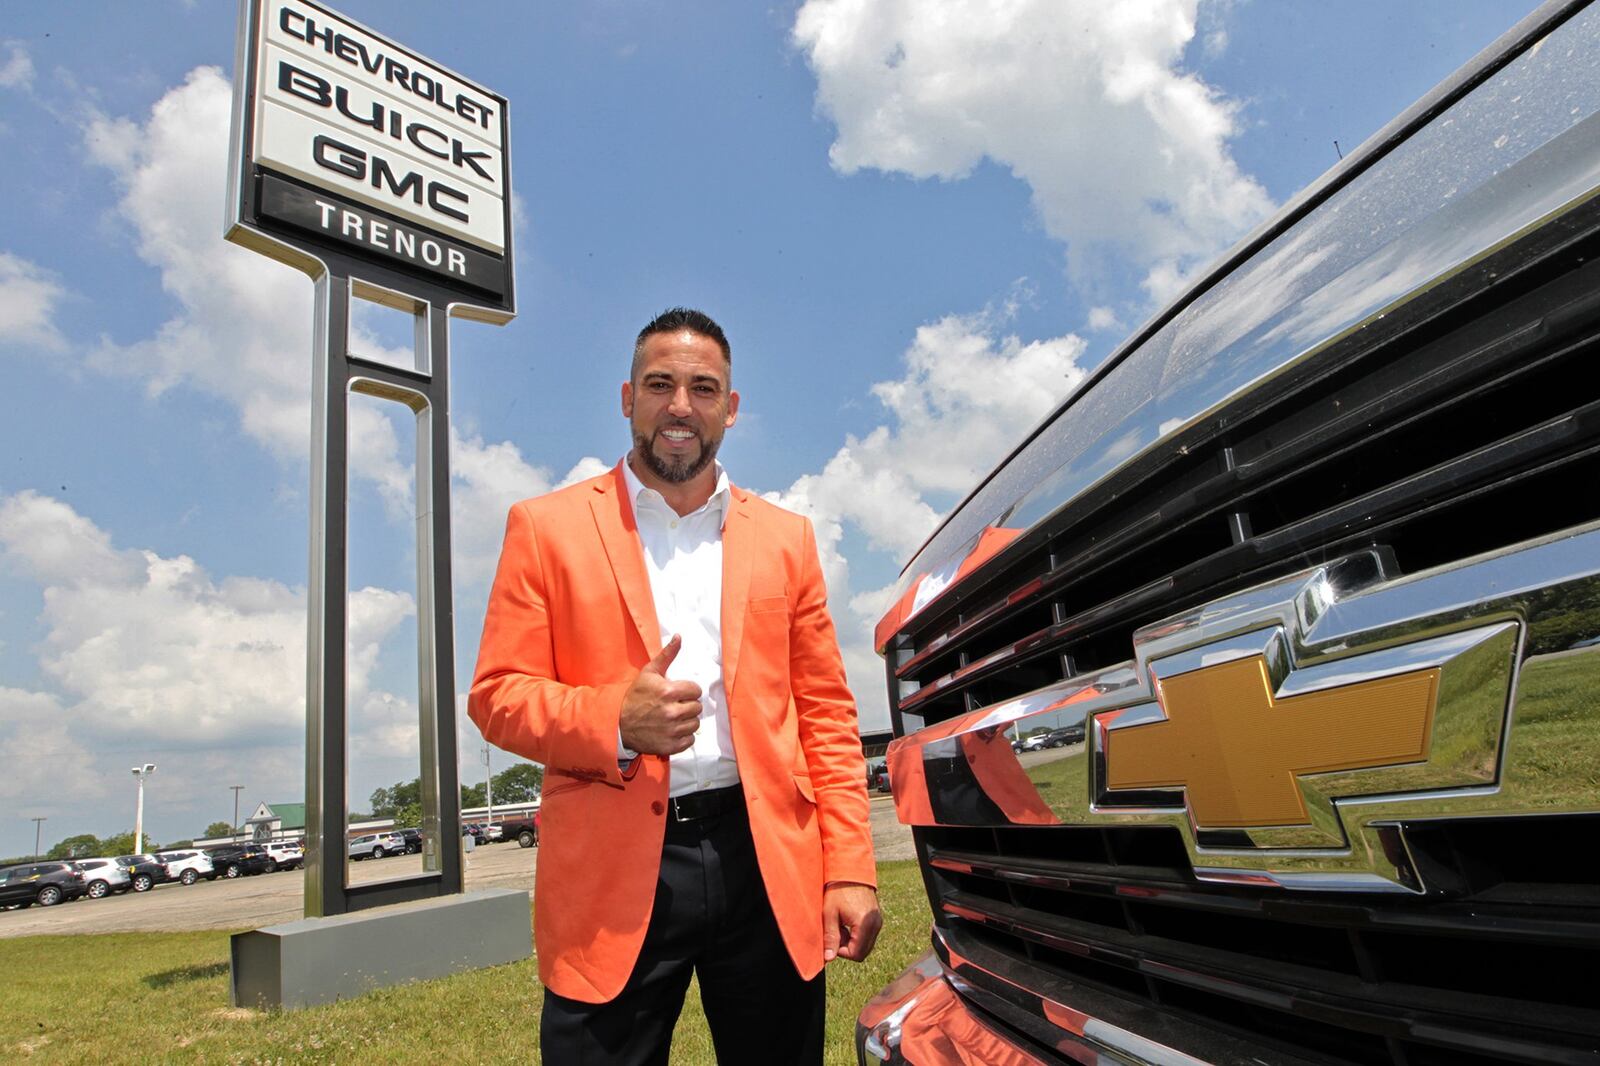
347, 832, 404, 860
71, 857, 132, 899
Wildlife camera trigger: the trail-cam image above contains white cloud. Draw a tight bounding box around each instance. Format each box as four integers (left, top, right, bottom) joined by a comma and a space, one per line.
0, 40, 33, 90
0, 490, 411, 747
1087, 305, 1122, 332
0, 251, 68, 352
765, 304, 1088, 729
793, 0, 1273, 302
0, 688, 103, 809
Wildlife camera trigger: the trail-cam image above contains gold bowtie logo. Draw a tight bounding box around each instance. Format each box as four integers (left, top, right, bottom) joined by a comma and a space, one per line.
1105, 655, 1440, 828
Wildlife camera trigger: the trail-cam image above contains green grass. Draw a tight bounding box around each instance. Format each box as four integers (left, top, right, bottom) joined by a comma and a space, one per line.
0, 860, 930, 1065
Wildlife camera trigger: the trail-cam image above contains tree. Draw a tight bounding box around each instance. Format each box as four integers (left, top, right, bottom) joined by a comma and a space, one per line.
371, 778, 423, 818
393, 801, 422, 829
461, 781, 487, 809
99, 831, 136, 856
47, 834, 102, 860
204, 821, 235, 839
492, 763, 544, 804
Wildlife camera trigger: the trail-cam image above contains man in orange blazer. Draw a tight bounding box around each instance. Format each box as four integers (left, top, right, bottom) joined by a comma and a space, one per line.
470, 308, 880, 1064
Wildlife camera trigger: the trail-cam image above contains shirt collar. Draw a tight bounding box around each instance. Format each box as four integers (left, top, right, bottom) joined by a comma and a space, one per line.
621, 455, 731, 524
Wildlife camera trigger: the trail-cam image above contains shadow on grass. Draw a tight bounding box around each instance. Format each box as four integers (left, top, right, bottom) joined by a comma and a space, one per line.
144, 960, 230, 989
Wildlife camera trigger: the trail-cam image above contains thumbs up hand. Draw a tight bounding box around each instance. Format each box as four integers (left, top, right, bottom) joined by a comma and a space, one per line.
619, 634, 703, 755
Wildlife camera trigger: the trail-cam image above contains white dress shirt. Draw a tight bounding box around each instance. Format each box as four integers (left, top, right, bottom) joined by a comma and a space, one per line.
621, 458, 741, 797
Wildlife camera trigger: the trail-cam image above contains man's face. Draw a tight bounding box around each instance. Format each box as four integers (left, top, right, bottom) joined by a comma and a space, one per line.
621, 329, 739, 485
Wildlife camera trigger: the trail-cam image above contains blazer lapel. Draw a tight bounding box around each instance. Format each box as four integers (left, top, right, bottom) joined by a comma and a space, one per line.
590, 461, 661, 655
720, 486, 754, 701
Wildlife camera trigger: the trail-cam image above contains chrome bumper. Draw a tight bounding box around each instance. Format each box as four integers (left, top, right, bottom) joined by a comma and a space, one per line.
857, 931, 1323, 1066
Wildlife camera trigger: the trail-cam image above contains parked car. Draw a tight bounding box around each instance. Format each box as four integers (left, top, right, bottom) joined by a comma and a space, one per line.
155, 849, 217, 885
1, 862, 88, 908
866, 762, 892, 793
396, 828, 423, 854
71, 857, 133, 898
497, 816, 539, 848
262, 841, 304, 872
347, 832, 404, 860
1045, 725, 1085, 747
114, 854, 170, 892
482, 822, 504, 843
1019, 732, 1051, 752
205, 844, 272, 878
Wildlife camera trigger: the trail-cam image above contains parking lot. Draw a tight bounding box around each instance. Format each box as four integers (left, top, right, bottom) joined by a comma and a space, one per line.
1, 795, 913, 937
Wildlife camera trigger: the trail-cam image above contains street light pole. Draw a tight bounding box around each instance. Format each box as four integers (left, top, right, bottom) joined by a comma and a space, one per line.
131, 764, 157, 854
31, 817, 45, 860
231, 784, 245, 842
483, 743, 493, 824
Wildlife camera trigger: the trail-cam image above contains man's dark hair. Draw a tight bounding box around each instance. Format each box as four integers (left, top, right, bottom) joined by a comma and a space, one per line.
632, 307, 731, 380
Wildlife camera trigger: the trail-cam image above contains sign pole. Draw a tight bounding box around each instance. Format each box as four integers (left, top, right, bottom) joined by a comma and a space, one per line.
225, 0, 526, 1006
303, 274, 468, 916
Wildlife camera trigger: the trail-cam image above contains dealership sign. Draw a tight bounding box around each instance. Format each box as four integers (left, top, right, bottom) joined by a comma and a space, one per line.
226, 0, 514, 317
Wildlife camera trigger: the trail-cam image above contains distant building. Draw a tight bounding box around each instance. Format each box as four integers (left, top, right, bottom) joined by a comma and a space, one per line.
243, 801, 306, 843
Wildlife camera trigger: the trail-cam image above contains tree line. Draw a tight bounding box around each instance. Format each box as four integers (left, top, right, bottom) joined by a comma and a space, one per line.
366, 763, 543, 829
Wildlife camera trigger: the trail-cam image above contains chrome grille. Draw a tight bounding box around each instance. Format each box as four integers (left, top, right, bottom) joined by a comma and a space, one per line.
923, 820, 1600, 1065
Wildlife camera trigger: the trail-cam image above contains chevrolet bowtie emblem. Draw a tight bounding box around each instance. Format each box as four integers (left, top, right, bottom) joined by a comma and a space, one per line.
1105, 654, 1440, 828
1090, 553, 1520, 891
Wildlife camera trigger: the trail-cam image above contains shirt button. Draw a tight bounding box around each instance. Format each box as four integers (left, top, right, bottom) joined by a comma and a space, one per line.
670, 520, 678, 529
651, 801, 665, 816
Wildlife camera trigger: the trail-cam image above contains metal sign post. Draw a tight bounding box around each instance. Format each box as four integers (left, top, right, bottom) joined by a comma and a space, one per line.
304, 273, 463, 915
223, 0, 528, 1007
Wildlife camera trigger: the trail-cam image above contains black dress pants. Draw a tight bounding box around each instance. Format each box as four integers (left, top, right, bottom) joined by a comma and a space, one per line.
539, 796, 825, 1065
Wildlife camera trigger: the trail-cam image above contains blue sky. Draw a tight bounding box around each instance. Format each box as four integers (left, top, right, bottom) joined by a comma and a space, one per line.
0, 0, 1526, 859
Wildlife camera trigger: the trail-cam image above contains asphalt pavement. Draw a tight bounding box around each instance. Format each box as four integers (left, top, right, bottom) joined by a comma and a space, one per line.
0, 794, 915, 937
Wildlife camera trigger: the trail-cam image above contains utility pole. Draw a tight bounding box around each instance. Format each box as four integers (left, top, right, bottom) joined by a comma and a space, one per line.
231, 784, 245, 842
31, 816, 45, 860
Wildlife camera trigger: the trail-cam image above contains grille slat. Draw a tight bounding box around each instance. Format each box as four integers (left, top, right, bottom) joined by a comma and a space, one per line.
942, 891, 1600, 1036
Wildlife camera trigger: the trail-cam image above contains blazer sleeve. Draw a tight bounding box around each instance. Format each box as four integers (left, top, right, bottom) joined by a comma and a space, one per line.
468, 502, 632, 788
790, 516, 878, 887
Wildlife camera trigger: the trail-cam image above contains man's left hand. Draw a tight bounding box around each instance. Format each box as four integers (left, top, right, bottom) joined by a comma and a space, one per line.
822, 882, 882, 963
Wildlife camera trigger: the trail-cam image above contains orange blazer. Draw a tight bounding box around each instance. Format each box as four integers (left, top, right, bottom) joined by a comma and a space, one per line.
469, 462, 877, 1003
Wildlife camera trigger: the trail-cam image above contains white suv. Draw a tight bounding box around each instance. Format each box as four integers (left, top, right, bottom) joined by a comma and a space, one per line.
262, 841, 304, 872
72, 858, 132, 899
155, 849, 217, 885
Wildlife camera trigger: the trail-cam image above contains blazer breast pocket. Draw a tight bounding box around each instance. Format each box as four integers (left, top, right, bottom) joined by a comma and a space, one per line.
749, 594, 789, 616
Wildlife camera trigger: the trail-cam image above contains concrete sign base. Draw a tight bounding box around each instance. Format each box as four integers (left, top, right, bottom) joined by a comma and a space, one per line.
230, 888, 532, 1010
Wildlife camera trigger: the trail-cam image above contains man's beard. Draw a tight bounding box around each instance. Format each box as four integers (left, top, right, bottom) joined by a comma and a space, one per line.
634, 426, 722, 484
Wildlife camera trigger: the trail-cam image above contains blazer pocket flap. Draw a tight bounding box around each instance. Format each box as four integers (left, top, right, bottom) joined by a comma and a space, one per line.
750, 594, 789, 615
793, 771, 816, 804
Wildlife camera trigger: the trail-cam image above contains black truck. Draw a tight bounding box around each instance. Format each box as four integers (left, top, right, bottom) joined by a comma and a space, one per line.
861, 2, 1600, 1063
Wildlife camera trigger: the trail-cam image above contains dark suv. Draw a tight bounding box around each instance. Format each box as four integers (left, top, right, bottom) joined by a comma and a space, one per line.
0, 862, 87, 908
205, 844, 272, 878
114, 854, 171, 892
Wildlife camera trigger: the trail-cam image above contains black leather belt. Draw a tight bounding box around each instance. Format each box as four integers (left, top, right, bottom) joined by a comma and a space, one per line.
666, 783, 743, 822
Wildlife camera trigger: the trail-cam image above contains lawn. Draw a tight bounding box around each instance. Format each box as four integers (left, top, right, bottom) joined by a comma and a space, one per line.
0, 860, 930, 1065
